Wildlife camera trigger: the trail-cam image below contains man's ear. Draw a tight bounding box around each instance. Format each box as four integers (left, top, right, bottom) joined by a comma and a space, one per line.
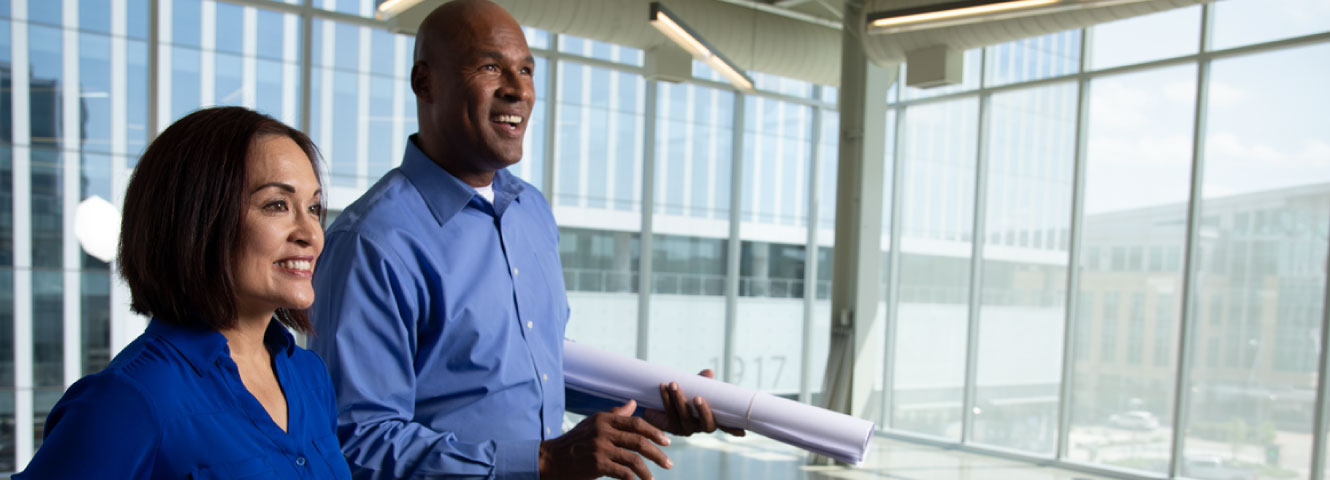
410, 61, 431, 103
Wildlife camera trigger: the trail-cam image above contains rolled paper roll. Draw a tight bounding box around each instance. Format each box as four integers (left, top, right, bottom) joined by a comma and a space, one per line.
563, 340, 875, 465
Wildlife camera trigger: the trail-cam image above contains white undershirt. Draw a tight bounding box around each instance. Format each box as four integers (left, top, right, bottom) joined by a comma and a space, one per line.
475, 183, 495, 204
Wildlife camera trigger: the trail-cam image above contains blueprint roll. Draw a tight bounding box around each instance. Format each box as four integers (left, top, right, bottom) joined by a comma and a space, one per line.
562, 340, 875, 465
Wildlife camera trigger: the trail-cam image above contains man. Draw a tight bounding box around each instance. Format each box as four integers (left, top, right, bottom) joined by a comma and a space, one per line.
311, 1, 738, 478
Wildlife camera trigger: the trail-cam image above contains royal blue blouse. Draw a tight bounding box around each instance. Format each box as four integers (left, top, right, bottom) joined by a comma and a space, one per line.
15, 319, 352, 479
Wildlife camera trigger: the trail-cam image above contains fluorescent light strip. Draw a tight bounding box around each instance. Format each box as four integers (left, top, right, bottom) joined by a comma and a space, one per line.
870, 0, 1060, 29
650, 11, 713, 59
649, 2, 754, 92
376, 0, 420, 19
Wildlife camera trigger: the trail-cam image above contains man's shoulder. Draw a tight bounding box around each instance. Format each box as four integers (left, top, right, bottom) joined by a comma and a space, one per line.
327, 168, 425, 237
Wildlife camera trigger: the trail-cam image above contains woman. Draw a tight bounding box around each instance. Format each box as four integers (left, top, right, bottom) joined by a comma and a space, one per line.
16, 107, 351, 478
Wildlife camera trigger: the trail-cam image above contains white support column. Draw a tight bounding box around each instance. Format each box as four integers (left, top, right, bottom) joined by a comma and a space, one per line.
317, 15, 334, 162
960, 90, 991, 444
818, 0, 890, 457
391, 34, 408, 166
1055, 26, 1092, 461
576, 67, 591, 208
356, 22, 371, 189
11, 0, 34, 468
605, 67, 620, 208
635, 79, 658, 360
1168, 4, 1214, 476
722, 92, 745, 383
241, 6, 258, 109
154, 0, 173, 134
281, 12, 299, 127
200, 0, 216, 106
61, 0, 84, 390
800, 94, 823, 404
110, 0, 140, 356
541, 37, 558, 197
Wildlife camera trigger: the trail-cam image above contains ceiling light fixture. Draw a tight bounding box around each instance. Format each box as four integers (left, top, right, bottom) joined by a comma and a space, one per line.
867, 0, 1085, 35
375, 0, 420, 20
649, 2, 754, 92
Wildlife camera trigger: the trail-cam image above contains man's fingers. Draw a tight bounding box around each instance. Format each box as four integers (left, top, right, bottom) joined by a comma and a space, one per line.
698, 368, 716, 379
610, 399, 638, 416
656, 383, 679, 431
602, 461, 637, 480
722, 426, 747, 436
612, 430, 672, 471
613, 414, 670, 446
668, 382, 697, 433
693, 396, 718, 433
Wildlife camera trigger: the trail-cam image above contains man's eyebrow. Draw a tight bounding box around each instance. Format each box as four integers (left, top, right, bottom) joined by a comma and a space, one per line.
252, 182, 296, 194
475, 51, 534, 65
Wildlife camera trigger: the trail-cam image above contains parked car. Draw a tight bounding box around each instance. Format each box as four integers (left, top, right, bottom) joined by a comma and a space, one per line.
1108, 410, 1161, 431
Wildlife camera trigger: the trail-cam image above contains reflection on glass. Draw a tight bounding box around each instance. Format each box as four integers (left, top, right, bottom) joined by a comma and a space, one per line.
1212, 0, 1330, 50
1068, 64, 1194, 474
984, 30, 1080, 86
1090, 6, 1200, 71
1183, 43, 1330, 480
892, 98, 978, 439
972, 82, 1076, 455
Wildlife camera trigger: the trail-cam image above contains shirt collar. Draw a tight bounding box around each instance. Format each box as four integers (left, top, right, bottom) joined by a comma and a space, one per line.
147, 317, 297, 377
399, 135, 526, 225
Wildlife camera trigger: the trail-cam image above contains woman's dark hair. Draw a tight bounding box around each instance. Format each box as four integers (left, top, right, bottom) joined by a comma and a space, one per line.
119, 106, 323, 333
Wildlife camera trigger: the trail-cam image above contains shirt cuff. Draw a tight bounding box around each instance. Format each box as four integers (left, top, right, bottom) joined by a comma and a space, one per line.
493, 438, 541, 480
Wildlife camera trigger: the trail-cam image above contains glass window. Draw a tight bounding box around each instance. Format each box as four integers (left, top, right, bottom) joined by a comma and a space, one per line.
972, 82, 1077, 455
554, 59, 645, 359
984, 30, 1081, 86
553, 61, 644, 213
1067, 64, 1196, 474
559, 227, 640, 359
1183, 43, 1330, 480
1212, 0, 1330, 50
558, 34, 643, 66
1089, 6, 1201, 70
892, 97, 978, 439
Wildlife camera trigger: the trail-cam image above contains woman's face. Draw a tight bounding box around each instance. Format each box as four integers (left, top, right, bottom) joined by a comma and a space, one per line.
232, 134, 324, 319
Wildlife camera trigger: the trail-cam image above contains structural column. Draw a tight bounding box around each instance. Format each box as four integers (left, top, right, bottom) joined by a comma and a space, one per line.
819, 0, 891, 440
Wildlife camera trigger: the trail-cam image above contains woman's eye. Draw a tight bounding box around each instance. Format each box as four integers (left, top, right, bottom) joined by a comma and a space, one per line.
309, 204, 323, 216
264, 200, 288, 212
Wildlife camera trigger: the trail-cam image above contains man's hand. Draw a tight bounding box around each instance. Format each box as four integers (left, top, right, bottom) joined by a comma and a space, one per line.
643, 369, 747, 437
538, 400, 673, 480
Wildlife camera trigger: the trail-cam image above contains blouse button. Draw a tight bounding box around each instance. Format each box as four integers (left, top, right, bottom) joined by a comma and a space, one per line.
296, 456, 307, 466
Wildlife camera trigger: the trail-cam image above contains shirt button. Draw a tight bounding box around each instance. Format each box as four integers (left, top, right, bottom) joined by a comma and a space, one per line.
546, 427, 551, 435
512, 267, 519, 276
542, 373, 548, 382
526, 321, 533, 329
296, 456, 306, 466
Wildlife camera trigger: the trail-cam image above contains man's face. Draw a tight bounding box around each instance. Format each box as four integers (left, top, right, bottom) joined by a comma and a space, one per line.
427, 15, 535, 171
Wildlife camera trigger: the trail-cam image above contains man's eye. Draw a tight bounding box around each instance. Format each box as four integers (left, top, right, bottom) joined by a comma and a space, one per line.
520, 67, 532, 75
482, 64, 500, 72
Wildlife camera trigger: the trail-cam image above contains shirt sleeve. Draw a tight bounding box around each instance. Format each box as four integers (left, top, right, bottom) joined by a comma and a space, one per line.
14, 372, 159, 478
310, 231, 539, 480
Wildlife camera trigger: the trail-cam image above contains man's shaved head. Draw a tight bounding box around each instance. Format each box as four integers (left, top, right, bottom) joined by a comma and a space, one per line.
410, 0, 534, 187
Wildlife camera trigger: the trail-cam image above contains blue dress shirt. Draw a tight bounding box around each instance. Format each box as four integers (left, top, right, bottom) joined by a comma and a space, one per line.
311, 136, 595, 479
15, 318, 352, 479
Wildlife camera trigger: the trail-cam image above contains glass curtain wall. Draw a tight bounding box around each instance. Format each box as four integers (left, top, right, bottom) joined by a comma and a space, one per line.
881, 1, 1330, 479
